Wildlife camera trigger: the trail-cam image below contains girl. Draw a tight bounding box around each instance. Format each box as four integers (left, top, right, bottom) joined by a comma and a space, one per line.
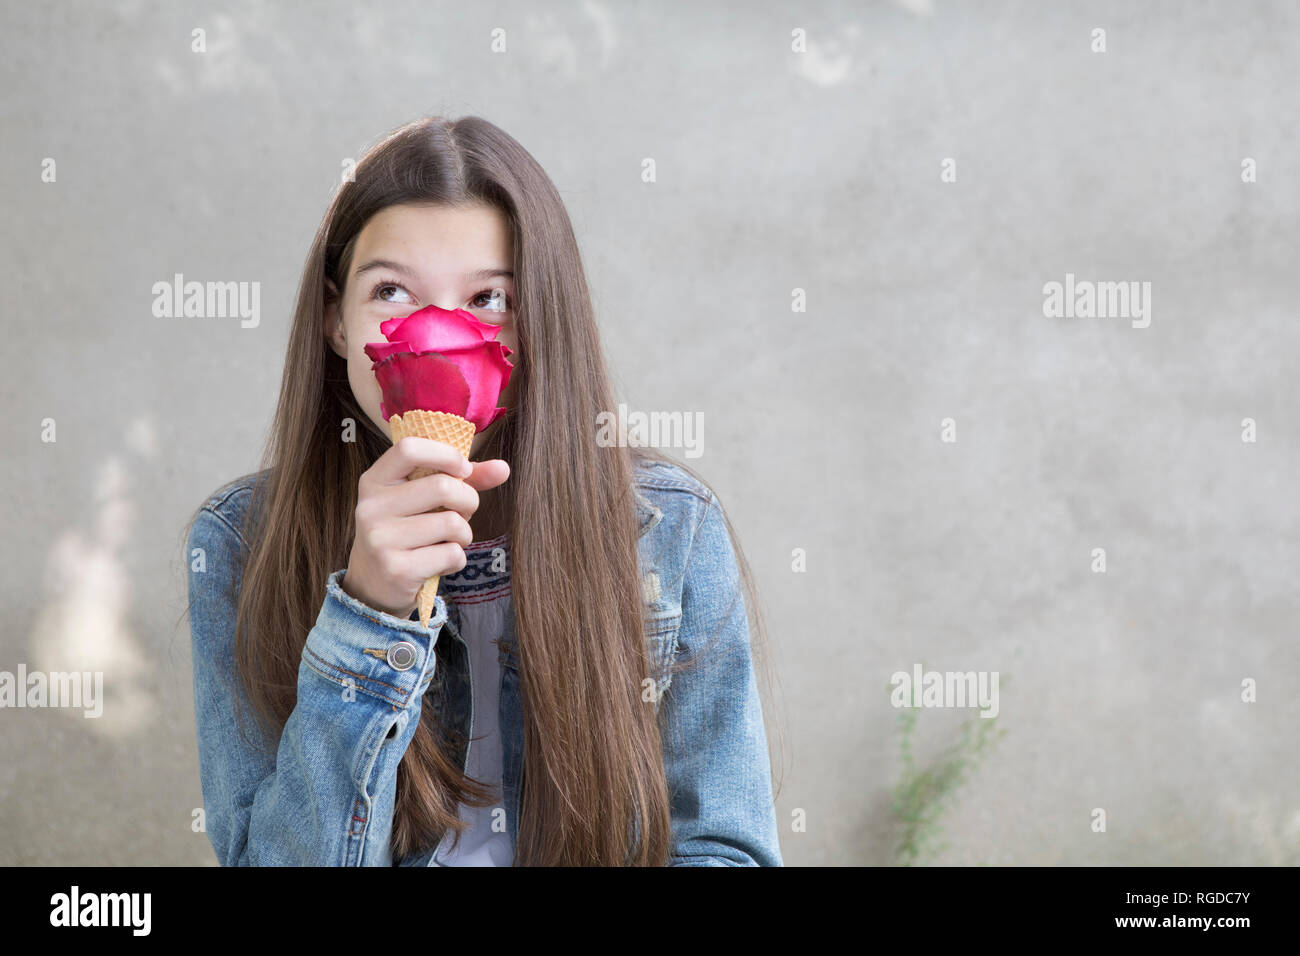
183, 116, 783, 866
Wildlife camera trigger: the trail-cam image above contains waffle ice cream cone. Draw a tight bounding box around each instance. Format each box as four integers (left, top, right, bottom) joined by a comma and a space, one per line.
388, 409, 477, 627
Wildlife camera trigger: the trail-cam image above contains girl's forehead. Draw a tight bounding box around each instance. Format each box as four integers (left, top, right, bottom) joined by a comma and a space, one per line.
356, 202, 511, 255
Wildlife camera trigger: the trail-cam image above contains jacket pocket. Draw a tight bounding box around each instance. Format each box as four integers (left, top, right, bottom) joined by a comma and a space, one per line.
644, 608, 681, 700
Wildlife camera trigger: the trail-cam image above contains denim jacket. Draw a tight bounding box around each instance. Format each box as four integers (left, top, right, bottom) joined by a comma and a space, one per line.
186, 458, 782, 866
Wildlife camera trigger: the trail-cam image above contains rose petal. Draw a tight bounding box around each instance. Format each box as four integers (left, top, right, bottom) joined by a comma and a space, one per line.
373, 351, 472, 419
363, 340, 412, 364
377, 305, 503, 353
436, 342, 515, 431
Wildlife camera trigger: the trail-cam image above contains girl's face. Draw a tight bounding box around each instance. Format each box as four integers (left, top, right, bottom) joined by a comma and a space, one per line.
324, 201, 519, 458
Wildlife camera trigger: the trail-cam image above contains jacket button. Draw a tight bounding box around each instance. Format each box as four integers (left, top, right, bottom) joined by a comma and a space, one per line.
387, 641, 418, 671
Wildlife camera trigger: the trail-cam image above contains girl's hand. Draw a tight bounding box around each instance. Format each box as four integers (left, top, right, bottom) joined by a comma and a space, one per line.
342, 436, 510, 619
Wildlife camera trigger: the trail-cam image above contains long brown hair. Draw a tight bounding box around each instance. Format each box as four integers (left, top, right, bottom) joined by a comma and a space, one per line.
180, 116, 785, 865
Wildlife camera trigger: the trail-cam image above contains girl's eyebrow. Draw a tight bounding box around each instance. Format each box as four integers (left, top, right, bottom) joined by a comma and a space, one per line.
353, 259, 513, 282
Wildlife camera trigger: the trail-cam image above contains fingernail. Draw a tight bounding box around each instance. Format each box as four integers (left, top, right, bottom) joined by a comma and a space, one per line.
461, 459, 474, 477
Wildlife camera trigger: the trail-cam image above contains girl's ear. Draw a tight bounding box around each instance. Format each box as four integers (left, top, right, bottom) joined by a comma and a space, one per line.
323, 277, 347, 358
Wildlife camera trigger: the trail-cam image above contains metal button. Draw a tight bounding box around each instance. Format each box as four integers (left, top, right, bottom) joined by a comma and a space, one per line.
386, 641, 418, 671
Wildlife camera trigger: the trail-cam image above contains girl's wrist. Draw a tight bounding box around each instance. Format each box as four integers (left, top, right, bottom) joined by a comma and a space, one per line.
340, 567, 411, 619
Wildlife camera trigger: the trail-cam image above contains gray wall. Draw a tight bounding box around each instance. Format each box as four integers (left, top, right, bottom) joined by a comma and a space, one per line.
1, 0, 1296, 865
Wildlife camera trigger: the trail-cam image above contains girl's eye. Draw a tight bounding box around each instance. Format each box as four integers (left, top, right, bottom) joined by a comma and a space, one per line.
370, 281, 414, 304
471, 288, 512, 312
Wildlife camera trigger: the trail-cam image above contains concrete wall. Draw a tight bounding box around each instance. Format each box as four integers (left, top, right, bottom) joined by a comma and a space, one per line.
1, 0, 1296, 865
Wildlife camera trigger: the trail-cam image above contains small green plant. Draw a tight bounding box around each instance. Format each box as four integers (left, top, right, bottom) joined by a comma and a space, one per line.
889, 672, 1008, 866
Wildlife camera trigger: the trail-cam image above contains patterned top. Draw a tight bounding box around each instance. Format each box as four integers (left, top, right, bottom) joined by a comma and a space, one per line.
437, 532, 511, 605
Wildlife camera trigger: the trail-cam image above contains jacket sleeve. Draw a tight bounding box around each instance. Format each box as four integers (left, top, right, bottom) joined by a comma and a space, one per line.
659, 491, 783, 866
187, 504, 447, 866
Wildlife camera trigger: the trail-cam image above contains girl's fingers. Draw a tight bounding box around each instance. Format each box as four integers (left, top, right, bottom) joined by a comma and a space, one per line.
407, 541, 469, 581
463, 458, 510, 492
383, 471, 481, 519
367, 436, 472, 487
382, 509, 475, 551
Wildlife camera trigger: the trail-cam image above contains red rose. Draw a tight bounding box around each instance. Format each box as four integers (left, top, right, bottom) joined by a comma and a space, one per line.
363, 305, 514, 431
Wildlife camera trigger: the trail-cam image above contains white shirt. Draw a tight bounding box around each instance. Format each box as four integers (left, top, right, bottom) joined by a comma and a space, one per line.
430, 532, 514, 867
